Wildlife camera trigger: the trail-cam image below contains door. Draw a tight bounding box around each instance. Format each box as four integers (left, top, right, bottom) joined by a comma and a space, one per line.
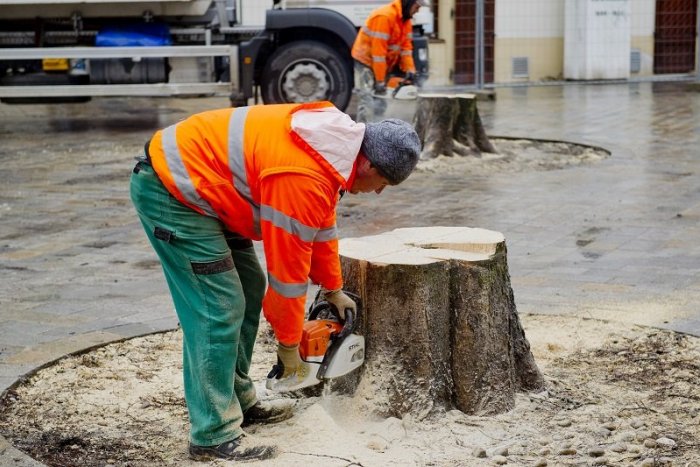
654, 0, 698, 74
453, 0, 495, 85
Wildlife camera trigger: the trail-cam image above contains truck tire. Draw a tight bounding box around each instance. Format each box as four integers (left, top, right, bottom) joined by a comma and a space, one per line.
260, 40, 352, 111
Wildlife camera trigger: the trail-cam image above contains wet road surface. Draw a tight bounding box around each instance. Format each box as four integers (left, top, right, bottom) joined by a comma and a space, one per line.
1, 83, 699, 464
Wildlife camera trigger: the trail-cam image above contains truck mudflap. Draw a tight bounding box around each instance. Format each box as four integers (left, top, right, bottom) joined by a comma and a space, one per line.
238, 33, 271, 105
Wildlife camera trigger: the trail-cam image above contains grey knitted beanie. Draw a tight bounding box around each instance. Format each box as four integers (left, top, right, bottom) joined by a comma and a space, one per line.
361, 119, 421, 184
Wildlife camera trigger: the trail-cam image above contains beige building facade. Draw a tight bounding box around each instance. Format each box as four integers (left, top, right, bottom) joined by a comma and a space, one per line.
426, 0, 696, 86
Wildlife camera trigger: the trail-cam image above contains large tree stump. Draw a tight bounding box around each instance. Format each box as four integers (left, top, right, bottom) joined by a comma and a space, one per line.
414, 93, 497, 159
339, 226, 543, 418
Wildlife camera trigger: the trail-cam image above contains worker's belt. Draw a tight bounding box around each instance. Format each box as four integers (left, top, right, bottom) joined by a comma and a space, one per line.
132, 139, 152, 173
143, 139, 153, 165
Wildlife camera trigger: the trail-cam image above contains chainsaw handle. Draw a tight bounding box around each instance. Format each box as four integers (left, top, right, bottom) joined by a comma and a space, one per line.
307, 290, 360, 335
338, 307, 355, 338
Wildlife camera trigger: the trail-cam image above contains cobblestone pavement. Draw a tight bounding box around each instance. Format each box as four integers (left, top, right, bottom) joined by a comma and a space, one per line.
1, 82, 699, 464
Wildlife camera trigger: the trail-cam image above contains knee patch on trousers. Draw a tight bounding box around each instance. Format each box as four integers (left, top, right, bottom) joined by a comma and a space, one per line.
154, 226, 175, 243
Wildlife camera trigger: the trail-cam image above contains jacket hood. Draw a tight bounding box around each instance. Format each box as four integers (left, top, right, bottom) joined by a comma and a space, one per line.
290, 104, 366, 186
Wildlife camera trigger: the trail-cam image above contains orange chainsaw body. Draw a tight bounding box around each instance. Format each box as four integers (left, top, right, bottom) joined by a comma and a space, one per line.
387, 76, 404, 88
299, 319, 343, 361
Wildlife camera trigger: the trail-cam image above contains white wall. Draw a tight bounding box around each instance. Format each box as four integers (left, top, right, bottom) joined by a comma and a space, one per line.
564, 0, 631, 80
631, 0, 655, 35
495, 0, 564, 38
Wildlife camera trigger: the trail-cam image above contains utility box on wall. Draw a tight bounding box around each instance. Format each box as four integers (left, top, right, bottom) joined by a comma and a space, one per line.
564, 0, 631, 80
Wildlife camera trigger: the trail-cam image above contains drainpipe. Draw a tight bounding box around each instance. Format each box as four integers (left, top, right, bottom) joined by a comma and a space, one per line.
475, 0, 485, 89
697, 0, 700, 80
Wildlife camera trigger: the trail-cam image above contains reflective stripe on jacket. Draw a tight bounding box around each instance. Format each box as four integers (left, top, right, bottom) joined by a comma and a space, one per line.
351, 0, 416, 83
148, 101, 366, 345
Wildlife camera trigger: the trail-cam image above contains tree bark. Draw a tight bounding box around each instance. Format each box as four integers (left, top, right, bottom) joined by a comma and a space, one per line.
414, 93, 497, 159
339, 226, 543, 418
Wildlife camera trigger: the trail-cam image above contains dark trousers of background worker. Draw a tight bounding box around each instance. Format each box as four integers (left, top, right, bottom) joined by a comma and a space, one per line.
129, 159, 266, 447
353, 61, 388, 123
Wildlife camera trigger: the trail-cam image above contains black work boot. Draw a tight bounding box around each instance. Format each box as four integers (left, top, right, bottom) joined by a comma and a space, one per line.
241, 399, 295, 427
188, 434, 277, 462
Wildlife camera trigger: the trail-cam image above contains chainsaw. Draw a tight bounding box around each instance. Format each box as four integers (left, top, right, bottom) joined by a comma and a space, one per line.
266, 290, 365, 392
386, 76, 419, 100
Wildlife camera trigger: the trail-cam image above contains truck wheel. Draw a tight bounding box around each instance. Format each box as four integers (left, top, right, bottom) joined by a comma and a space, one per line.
260, 40, 352, 111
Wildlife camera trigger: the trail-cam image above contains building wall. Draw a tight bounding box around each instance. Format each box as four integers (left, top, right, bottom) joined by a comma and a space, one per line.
630, 0, 656, 76
428, 0, 663, 85
563, 0, 631, 80
427, 40, 452, 86
494, 0, 564, 83
427, 0, 455, 86
494, 37, 564, 83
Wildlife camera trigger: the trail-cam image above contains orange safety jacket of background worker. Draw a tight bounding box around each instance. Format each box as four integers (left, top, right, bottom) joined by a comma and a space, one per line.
351, 0, 416, 84
147, 101, 366, 345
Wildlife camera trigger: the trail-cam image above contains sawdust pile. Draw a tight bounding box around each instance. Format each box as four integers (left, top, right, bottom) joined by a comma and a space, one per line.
1, 315, 699, 467
416, 138, 609, 175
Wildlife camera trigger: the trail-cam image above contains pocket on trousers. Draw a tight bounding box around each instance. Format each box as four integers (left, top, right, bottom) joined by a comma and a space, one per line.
191, 255, 243, 344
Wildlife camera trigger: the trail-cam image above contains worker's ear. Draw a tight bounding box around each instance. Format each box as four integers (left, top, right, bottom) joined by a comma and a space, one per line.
355, 153, 373, 175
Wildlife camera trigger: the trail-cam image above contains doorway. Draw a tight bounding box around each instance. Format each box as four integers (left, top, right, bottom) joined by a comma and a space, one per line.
453, 0, 495, 85
654, 0, 698, 74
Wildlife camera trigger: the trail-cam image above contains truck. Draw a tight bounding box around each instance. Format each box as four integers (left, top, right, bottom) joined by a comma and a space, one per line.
0, 0, 431, 110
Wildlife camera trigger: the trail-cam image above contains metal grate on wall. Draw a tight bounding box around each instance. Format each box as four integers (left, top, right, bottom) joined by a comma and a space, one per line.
512, 56, 529, 78
630, 49, 641, 74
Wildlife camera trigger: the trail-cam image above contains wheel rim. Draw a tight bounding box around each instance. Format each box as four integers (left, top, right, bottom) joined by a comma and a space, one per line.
279, 60, 332, 103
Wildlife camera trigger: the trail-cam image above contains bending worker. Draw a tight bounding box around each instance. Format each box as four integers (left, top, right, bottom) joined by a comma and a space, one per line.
130, 101, 421, 462
351, 0, 427, 121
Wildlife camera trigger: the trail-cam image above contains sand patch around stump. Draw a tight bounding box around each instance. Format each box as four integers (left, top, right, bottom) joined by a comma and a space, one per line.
1, 314, 698, 466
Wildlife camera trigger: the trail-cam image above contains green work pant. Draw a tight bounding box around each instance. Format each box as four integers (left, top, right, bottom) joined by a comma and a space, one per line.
129, 161, 265, 446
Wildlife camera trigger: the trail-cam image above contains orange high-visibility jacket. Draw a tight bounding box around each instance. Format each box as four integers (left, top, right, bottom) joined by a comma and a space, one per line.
351, 0, 416, 84
148, 101, 366, 345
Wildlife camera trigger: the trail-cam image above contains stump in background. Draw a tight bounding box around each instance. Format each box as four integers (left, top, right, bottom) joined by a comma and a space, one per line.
414, 93, 497, 159
339, 226, 543, 418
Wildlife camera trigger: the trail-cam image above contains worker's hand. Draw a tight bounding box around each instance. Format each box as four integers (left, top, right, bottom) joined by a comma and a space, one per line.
267, 343, 312, 391
276, 343, 306, 379
322, 289, 357, 321
373, 82, 387, 96
404, 72, 416, 83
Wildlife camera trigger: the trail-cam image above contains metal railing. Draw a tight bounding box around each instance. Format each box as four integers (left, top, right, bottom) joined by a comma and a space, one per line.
0, 45, 238, 99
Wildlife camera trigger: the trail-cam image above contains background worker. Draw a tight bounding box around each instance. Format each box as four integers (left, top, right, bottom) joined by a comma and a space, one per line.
129, 101, 421, 462
351, 0, 428, 122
